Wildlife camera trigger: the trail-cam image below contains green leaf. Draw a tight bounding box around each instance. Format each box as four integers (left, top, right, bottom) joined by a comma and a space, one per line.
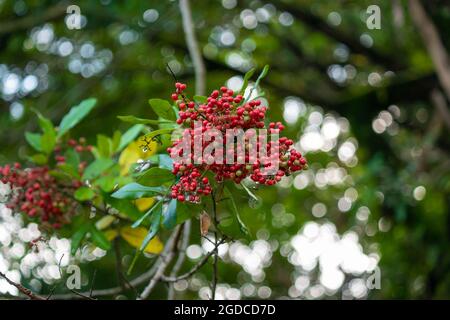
239, 68, 255, 95
28, 153, 48, 165
240, 182, 259, 202
193, 95, 208, 104
148, 98, 176, 121
89, 225, 111, 250
41, 131, 56, 155
176, 201, 196, 224
82, 158, 114, 180
71, 225, 89, 255
111, 182, 166, 200
95, 176, 116, 192
244, 65, 269, 103
48, 170, 72, 182
147, 154, 174, 170
64, 149, 80, 170
142, 128, 176, 143
257, 65, 270, 82
132, 199, 163, 228
96, 134, 112, 158
74, 186, 95, 201
225, 187, 250, 236
58, 98, 97, 138
162, 199, 177, 229
33, 111, 56, 154
57, 163, 81, 179
36, 113, 54, 133
157, 154, 173, 170
117, 115, 172, 125
25, 132, 42, 152
111, 130, 122, 153
137, 167, 174, 186
104, 195, 143, 221
140, 207, 162, 251
118, 124, 144, 151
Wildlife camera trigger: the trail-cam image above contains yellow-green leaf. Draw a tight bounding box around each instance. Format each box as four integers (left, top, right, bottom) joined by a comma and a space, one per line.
118, 137, 157, 176
120, 226, 163, 254
134, 197, 155, 212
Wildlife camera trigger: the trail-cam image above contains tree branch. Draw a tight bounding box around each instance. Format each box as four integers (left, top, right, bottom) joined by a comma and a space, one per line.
51, 232, 177, 299
161, 238, 227, 283
137, 224, 184, 300
167, 220, 191, 299
210, 188, 221, 300
431, 89, 450, 131
0, 2, 68, 36
409, 0, 450, 102
274, 1, 405, 70
113, 236, 126, 292
179, 0, 206, 95
0, 271, 45, 300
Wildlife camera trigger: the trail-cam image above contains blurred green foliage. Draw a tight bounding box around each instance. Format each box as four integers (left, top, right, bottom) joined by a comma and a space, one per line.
0, 0, 449, 299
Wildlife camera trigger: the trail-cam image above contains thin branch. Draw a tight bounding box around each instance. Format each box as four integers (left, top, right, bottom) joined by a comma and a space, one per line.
69, 289, 96, 300
89, 269, 97, 298
392, 0, 405, 29
113, 236, 126, 292
210, 191, 219, 300
166, 62, 179, 83
167, 220, 192, 299
45, 254, 65, 300
0, 2, 68, 36
51, 238, 174, 299
137, 224, 184, 300
0, 271, 45, 300
409, 0, 450, 101
179, 0, 206, 95
54, 254, 97, 300
431, 89, 450, 131
161, 238, 227, 283
273, 1, 404, 70
46, 286, 57, 300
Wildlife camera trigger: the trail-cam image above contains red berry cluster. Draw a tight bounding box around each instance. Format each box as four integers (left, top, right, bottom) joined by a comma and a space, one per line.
170, 166, 212, 202
0, 138, 92, 229
168, 83, 307, 203
0, 164, 80, 229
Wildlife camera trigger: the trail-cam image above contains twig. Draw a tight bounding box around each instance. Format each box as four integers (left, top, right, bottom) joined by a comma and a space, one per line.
69, 289, 96, 300
46, 253, 66, 300
113, 236, 126, 292
137, 224, 184, 299
431, 89, 450, 131
167, 220, 192, 300
112, 237, 139, 298
46, 286, 57, 300
179, 0, 206, 96
54, 254, 97, 300
273, 1, 404, 70
51, 263, 157, 299
161, 238, 227, 283
409, 0, 450, 101
201, 235, 215, 246
0, 271, 45, 300
210, 191, 219, 300
51, 242, 171, 299
0, 2, 68, 36
89, 269, 97, 298
166, 62, 179, 83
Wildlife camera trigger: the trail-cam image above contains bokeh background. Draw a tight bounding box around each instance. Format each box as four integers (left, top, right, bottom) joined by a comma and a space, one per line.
1, 0, 450, 299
